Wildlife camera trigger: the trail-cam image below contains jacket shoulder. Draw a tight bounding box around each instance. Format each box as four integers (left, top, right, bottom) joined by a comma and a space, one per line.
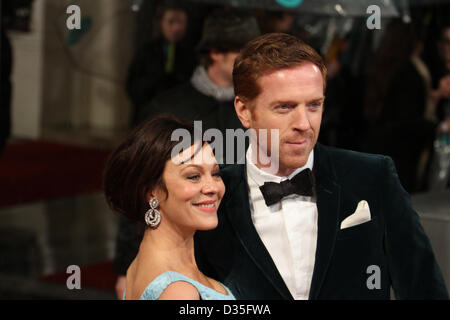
153, 83, 211, 105
318, 144, 391, 184
219, 164, 246, 190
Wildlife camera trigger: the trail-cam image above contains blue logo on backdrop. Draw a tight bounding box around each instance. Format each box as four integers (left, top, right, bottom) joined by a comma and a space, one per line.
275, 0, 303, 8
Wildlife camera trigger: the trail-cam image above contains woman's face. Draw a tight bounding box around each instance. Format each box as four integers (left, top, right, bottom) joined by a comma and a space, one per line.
153, 143, 225, 233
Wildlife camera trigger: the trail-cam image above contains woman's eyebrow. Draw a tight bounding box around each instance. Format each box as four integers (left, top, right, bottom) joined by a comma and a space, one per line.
180, 164, 204, 171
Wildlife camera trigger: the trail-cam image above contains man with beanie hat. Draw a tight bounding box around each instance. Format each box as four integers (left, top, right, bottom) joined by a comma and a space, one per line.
113, 9, 260, 299
134, 9, 260, 129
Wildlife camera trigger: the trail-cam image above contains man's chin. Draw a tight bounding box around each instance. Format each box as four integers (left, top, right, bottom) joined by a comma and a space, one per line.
277, 157, 308, 174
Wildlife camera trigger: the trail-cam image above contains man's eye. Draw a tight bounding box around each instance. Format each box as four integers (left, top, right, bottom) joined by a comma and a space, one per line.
277, 104, 293, 110
309, 101, 323, 108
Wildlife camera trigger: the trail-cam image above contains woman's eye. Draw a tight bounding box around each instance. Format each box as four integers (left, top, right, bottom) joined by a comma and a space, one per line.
212, 171, 221, 178
187, 174, 200, 180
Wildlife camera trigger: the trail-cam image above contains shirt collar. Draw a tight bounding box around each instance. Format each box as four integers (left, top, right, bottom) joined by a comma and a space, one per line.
246, 143, 314, 187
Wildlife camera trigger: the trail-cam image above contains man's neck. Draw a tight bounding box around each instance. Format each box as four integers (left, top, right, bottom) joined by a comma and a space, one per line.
206, 65, 232, 88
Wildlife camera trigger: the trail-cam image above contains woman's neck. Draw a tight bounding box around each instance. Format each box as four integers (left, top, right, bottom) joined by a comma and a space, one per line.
138, 223, 197, 270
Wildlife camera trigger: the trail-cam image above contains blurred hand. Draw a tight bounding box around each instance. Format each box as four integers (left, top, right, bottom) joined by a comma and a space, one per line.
436, 117, 450, 135
115, 275, 127, 300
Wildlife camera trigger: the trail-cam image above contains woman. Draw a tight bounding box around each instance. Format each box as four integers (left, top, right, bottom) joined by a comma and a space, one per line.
103, 114, 235, 300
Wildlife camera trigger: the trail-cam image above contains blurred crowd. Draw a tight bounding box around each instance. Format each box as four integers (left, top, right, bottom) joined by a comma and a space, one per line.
124, 0, 450, 195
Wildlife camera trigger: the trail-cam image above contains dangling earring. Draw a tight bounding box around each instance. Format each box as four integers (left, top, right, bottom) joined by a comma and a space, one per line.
144, 197, 161, 228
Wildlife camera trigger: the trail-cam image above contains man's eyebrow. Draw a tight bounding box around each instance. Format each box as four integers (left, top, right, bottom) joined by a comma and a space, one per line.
307, 97, 326, 103
268, 100, 298, 107
269, 97, 325, 107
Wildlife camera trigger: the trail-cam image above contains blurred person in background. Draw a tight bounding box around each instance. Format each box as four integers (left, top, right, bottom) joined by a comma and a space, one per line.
104, 115, 235, 300
126, 0, 195, 126
430, 23, 450, 137
362, 20, 438, 193
135, 9, 260, 131
425, 22, 450, 189
258, 10, 295, 34
1, 2, 13, 156
113, 9, 261, 299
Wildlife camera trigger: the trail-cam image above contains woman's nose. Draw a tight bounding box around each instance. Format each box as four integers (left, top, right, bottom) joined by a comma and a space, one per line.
202, 176, 220, 194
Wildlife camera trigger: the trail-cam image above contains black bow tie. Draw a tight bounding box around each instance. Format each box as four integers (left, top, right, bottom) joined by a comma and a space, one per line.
259, 168, 314, 207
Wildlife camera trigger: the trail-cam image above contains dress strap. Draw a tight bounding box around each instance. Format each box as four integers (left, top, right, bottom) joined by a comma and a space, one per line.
140, 271, 202, 300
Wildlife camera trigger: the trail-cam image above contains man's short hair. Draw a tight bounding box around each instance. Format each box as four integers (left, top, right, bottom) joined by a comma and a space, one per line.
197, 10, 260, 69
233, 33, 327, 102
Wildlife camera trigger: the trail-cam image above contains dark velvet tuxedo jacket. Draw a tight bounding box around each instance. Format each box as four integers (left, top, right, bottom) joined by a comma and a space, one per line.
194, 143, 448, 299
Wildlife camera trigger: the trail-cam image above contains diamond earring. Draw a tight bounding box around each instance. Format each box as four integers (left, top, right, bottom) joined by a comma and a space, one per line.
144, 197, 161, 228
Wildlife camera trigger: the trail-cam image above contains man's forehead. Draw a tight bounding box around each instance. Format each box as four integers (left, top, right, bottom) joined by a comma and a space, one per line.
261, 63, 322, 81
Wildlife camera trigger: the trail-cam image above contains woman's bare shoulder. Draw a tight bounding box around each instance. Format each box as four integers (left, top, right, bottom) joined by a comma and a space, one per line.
158, 281, 200, 300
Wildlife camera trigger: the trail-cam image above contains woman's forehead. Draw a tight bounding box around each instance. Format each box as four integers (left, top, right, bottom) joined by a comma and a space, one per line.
170, 142, 217, 166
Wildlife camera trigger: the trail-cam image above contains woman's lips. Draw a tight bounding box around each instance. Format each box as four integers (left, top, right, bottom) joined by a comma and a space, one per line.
193, 200, 218, 213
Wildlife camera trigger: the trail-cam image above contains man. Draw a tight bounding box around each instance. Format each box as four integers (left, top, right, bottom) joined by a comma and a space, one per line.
113, 10, 260, 299
136, 9, 260, 133
194, 33, 448, 299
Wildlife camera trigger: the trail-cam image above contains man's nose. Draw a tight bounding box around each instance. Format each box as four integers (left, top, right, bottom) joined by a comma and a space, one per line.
292, 106, 311, 131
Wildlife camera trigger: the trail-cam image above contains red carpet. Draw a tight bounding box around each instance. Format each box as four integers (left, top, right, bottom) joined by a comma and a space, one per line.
38, 260, 117, 293
0, 140, 112, 208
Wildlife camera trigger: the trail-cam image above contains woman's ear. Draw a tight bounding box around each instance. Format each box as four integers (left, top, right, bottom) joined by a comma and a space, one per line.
234, 96, 252, 129
146, 191, 154, 203
148, 186, 166, 204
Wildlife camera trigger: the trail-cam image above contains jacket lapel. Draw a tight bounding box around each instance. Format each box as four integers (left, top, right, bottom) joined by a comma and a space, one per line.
308, 143, 341, 299
224, 164, 294, 300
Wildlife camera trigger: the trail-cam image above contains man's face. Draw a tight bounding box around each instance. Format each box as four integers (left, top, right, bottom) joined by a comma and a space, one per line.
211, 51, 240, 86
235, 62, 324, 176
161, 9, 187, 44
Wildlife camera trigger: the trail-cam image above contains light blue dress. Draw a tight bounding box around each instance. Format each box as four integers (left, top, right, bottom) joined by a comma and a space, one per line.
123, 271, 236, 300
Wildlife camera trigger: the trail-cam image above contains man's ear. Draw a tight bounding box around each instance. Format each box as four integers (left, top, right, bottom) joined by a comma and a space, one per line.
210, 49, 222, 63
234, 96, 252, 129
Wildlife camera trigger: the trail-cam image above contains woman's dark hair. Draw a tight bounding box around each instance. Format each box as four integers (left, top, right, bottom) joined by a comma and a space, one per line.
103, 114, 201, 222
364, 19, 418, 122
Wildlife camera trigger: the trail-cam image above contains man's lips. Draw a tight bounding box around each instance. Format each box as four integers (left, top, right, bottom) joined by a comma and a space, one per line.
285, 140, 307, 145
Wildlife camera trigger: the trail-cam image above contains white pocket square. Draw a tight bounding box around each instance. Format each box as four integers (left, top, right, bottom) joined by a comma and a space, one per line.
340, 200, 371, 229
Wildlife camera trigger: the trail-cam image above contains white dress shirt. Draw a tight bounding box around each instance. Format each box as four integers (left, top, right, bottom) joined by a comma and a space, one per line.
246, 145, 318, 300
